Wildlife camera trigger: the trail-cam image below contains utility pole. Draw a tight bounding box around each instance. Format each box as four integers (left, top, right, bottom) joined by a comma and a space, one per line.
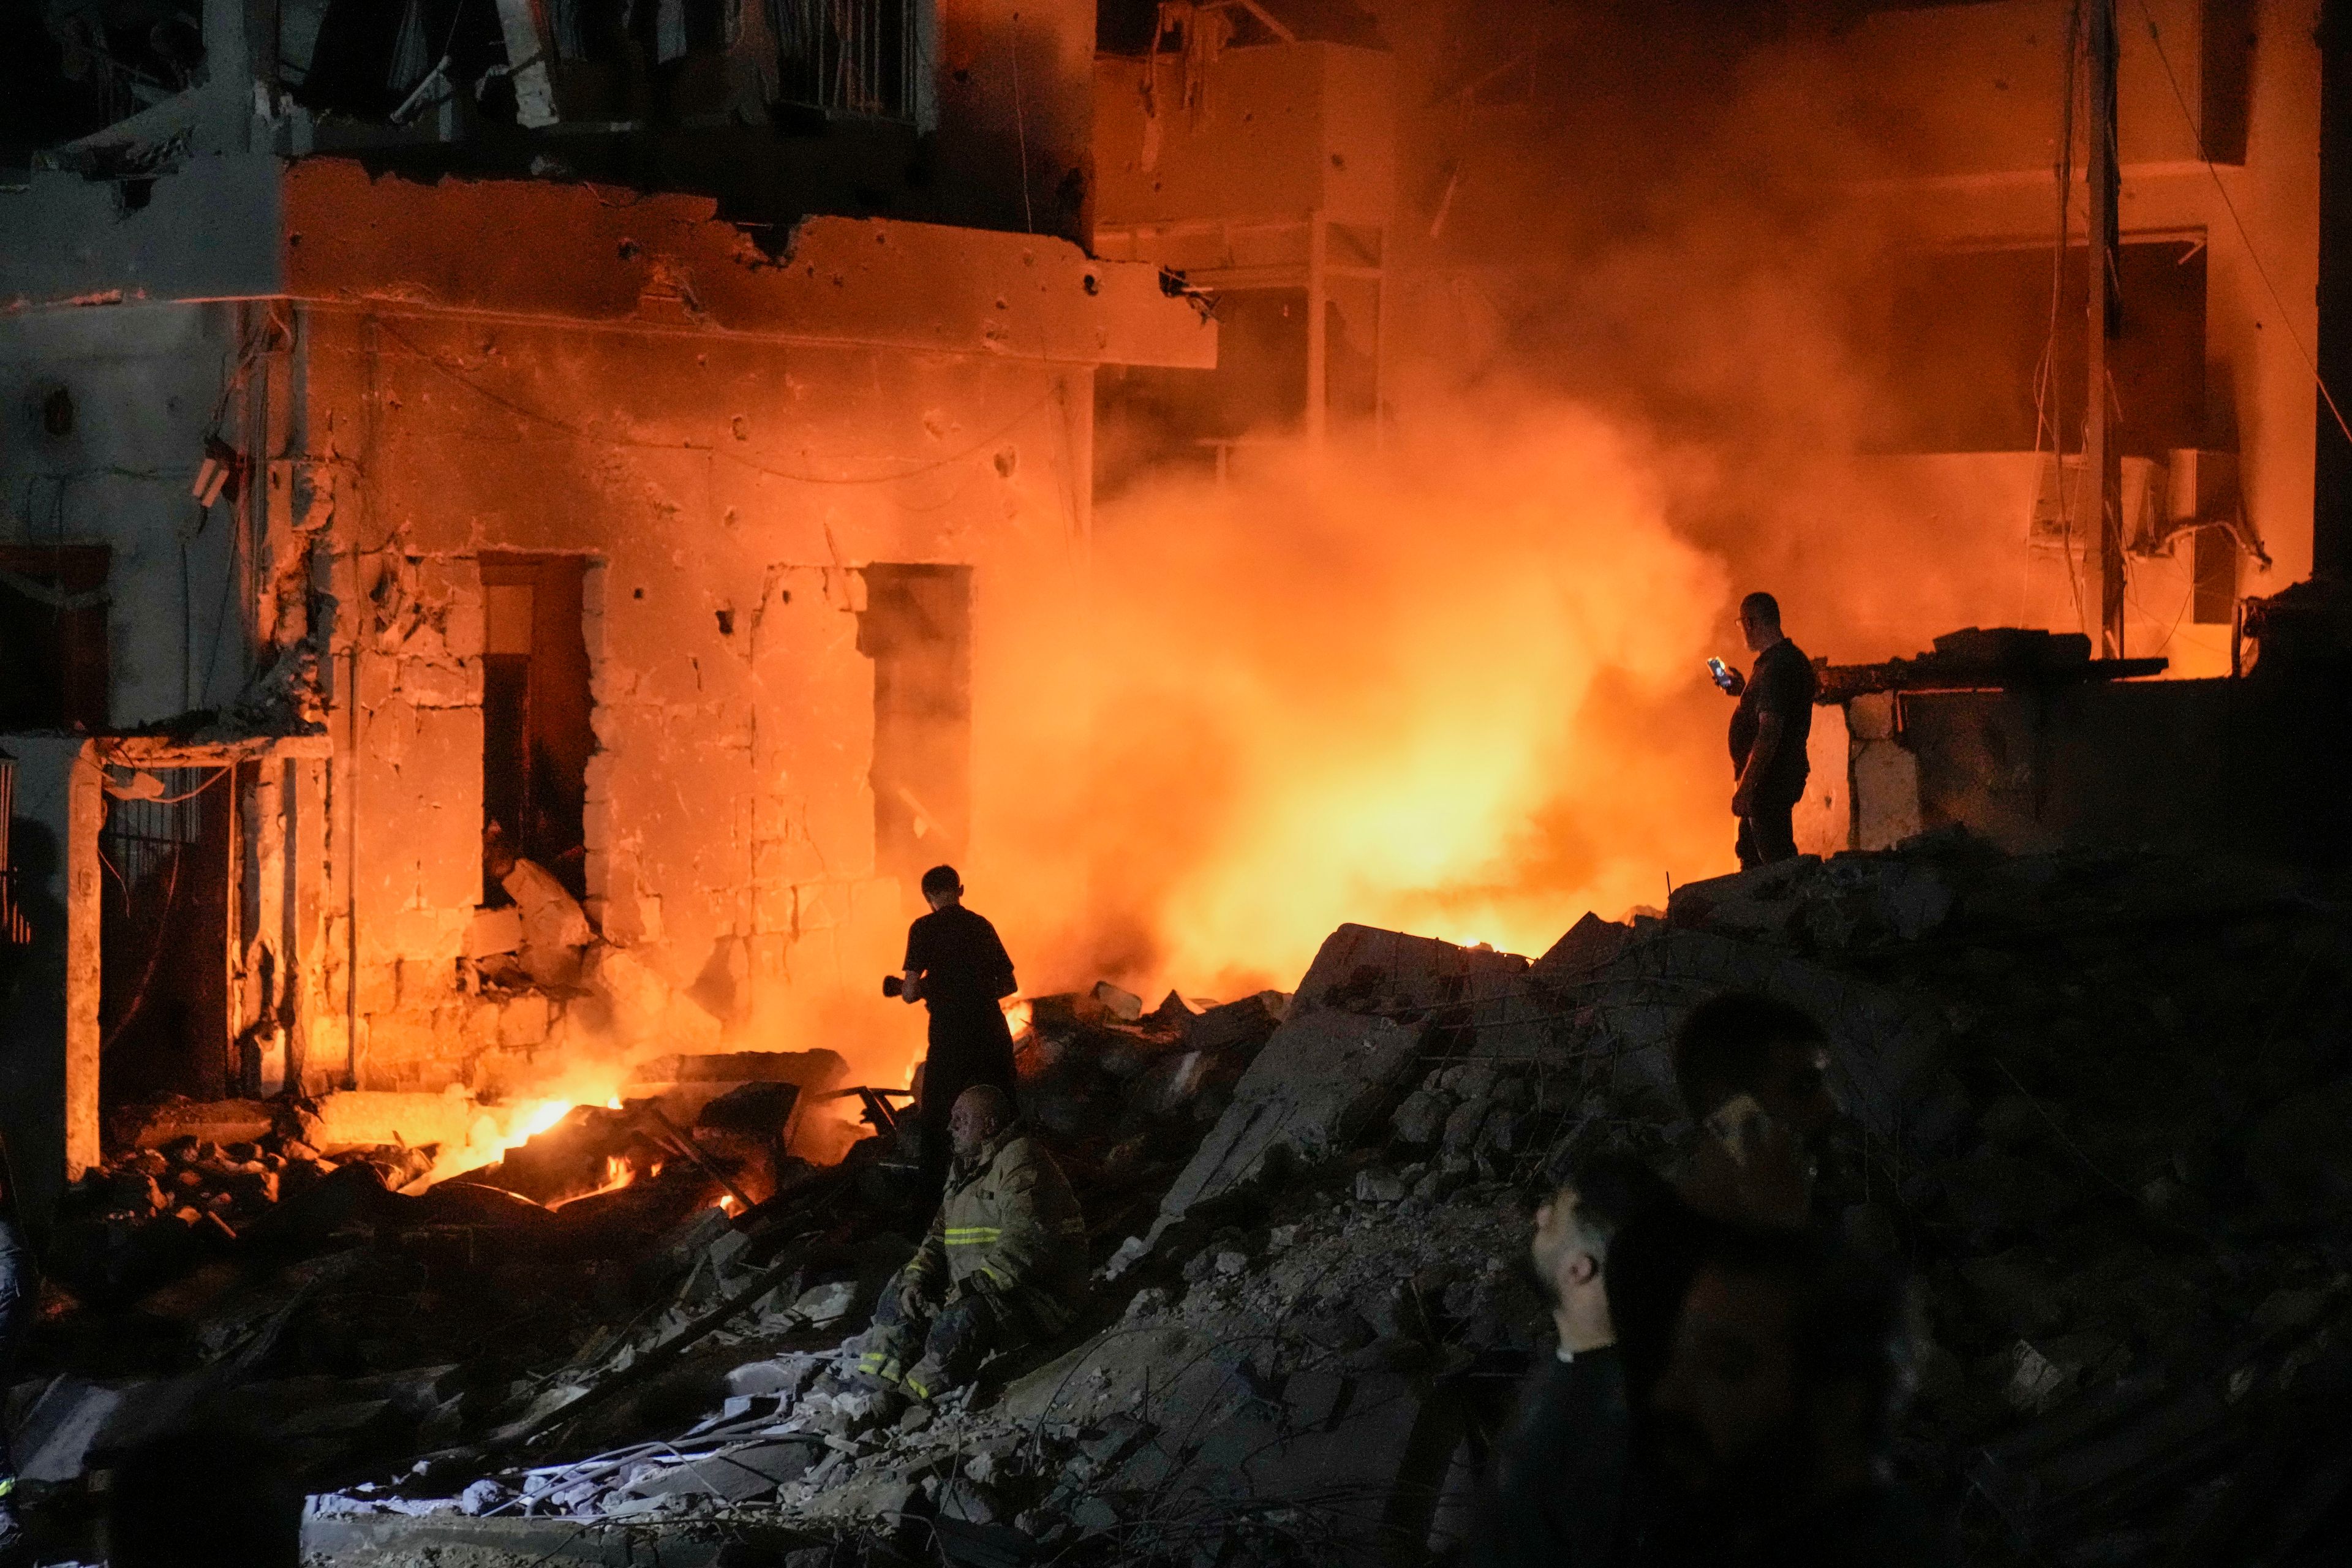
2087, 0, 2125, 655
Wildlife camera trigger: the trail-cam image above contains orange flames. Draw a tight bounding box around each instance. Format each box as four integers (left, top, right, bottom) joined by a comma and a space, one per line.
978, 402, 1733, 997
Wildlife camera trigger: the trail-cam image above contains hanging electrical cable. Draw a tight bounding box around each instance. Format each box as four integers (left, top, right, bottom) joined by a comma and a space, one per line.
2130, 0, 2352, 450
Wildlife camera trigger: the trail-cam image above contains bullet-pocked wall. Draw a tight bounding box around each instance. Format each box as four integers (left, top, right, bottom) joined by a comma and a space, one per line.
306, 307, 1096, 1091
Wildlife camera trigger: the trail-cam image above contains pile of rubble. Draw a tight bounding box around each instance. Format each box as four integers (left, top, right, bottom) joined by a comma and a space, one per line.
9, 833, 2351, 1566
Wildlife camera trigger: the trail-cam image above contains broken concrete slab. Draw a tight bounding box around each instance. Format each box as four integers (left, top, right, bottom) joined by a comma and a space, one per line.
1560, 924, 1966, 1163
1531, 910, 1633, 982
1139, 1010, 1425, 1251
124, 1098, 281, 1149
1186, 991, 1287, 1056
14, 1375, 130, 1483
301, 1510, 797, 1563
1290, 924, 1529, 1022
304, 1090, 480, 1155
622, 1438, 821, 1501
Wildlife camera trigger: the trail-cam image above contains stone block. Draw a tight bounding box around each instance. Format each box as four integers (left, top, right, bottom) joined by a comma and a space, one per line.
1389, 1088, 1449, 1147
1093, 981, 1144, 1021
1125, 1050, 1210, 1118
307, 1090, 478, 1154
1188, 991, 1286, 1058
463, 907, 522, 959
495, 992, 552, 1048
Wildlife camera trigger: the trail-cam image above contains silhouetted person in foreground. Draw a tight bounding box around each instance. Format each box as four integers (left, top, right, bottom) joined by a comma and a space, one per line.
895, 865, 1019, 1205
1595, 993, 1845, 1504
1468, 1153, 1678, 1568
105, 1427, 301, 1566
1642, 1223, 1950, 1567
1671, 992, 1839, 1231
1711, 591, 1817, 869
856, 1085, 1087, 1400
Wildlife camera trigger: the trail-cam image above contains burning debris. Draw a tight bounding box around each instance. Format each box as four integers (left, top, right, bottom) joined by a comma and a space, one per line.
6, 832, 2343, 1566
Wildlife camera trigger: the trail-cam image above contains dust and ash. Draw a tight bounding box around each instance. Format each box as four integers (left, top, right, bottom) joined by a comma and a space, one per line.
962, 3, 2144, 1002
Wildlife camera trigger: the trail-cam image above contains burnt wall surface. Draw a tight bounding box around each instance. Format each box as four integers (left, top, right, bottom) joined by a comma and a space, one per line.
0, 301, 263, 728
307, 305, 1092, 1090
1887, 672, 2350, 864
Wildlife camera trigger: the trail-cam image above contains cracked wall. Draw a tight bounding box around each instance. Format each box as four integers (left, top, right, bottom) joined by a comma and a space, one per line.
311, 307, 1093, 1090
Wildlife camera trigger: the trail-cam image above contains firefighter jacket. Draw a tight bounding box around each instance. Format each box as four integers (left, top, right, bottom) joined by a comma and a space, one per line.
898, 1129, 1088, 1332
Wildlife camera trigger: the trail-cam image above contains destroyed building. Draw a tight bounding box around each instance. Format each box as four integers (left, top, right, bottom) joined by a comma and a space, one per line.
2, 1, 2352, 1566
0, 1, 1213, 1216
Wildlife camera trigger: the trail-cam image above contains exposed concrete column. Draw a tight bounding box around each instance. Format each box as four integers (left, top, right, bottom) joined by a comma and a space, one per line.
64, 744, 105, 1179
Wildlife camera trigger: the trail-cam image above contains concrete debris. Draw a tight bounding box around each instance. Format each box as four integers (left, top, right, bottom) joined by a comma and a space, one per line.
9, 837, 2346, 1568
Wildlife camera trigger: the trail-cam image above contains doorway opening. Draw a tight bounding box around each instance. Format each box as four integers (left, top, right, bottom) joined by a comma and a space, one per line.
858, 565, 973, 891
480, 555, 594, 900
99, 766, 233, 1107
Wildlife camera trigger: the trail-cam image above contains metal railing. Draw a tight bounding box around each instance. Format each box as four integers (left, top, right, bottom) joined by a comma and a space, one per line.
774, 0, 918, 120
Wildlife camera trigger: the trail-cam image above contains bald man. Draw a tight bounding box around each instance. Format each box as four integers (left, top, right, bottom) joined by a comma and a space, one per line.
857, 1085, 1088, 1400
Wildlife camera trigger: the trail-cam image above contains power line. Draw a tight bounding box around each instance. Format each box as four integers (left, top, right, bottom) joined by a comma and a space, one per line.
2130, 0, 2352, 451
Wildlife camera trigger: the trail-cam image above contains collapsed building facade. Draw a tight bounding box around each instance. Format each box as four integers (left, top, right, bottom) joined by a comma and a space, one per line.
2, 2, 2352, 1566
0, 0, 1213, 1216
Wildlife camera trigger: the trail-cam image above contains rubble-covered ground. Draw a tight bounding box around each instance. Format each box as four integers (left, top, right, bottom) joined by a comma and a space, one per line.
8, 832, 2352, 1567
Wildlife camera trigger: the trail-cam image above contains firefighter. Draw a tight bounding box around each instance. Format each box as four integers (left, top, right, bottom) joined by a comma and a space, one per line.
857, 1085, 1087, 1400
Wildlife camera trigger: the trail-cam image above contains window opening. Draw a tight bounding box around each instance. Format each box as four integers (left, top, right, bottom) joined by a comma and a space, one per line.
0, 545, 110, 732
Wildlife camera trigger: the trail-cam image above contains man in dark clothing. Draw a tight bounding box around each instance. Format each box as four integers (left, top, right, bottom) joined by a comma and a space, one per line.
1713, 592, 1817, 869
897, 864, 1020, 1207
1671, 992, 1838, 1231
1468, 1154, 1678, 1568
1643, 1223, 1952, 1567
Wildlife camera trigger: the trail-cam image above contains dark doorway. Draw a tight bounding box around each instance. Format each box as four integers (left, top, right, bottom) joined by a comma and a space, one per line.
480, 555, 594, 900
858, 565, 973, 891
0, 544, 110, 731
99, 767, 233, 1107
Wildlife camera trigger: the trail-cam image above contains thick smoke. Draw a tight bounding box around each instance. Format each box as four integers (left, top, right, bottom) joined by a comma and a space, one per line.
969, 2, 2150, 1000
982, 399, 1729, 996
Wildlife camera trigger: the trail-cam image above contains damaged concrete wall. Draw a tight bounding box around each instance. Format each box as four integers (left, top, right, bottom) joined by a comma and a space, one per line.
1840, 671, 2346, 864
312, 303, 1095, 1090
0, 301, 263, 725
0, 154, 1210, 1142
935, 0, 1100, 244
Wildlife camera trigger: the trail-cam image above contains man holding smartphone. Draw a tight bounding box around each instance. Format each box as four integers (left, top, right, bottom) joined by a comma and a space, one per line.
894, 865, 1020, 1208
1710, 592, 1817, 869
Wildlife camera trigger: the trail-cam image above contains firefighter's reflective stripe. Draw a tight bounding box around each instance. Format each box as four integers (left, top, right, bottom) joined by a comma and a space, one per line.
858, 1348, 907, 1387
944, 1226, 1003, 1244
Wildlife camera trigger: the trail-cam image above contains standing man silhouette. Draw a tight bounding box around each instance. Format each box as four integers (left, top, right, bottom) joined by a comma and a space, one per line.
895, 865, 1020, 1207
1713, 592, 1818, 869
